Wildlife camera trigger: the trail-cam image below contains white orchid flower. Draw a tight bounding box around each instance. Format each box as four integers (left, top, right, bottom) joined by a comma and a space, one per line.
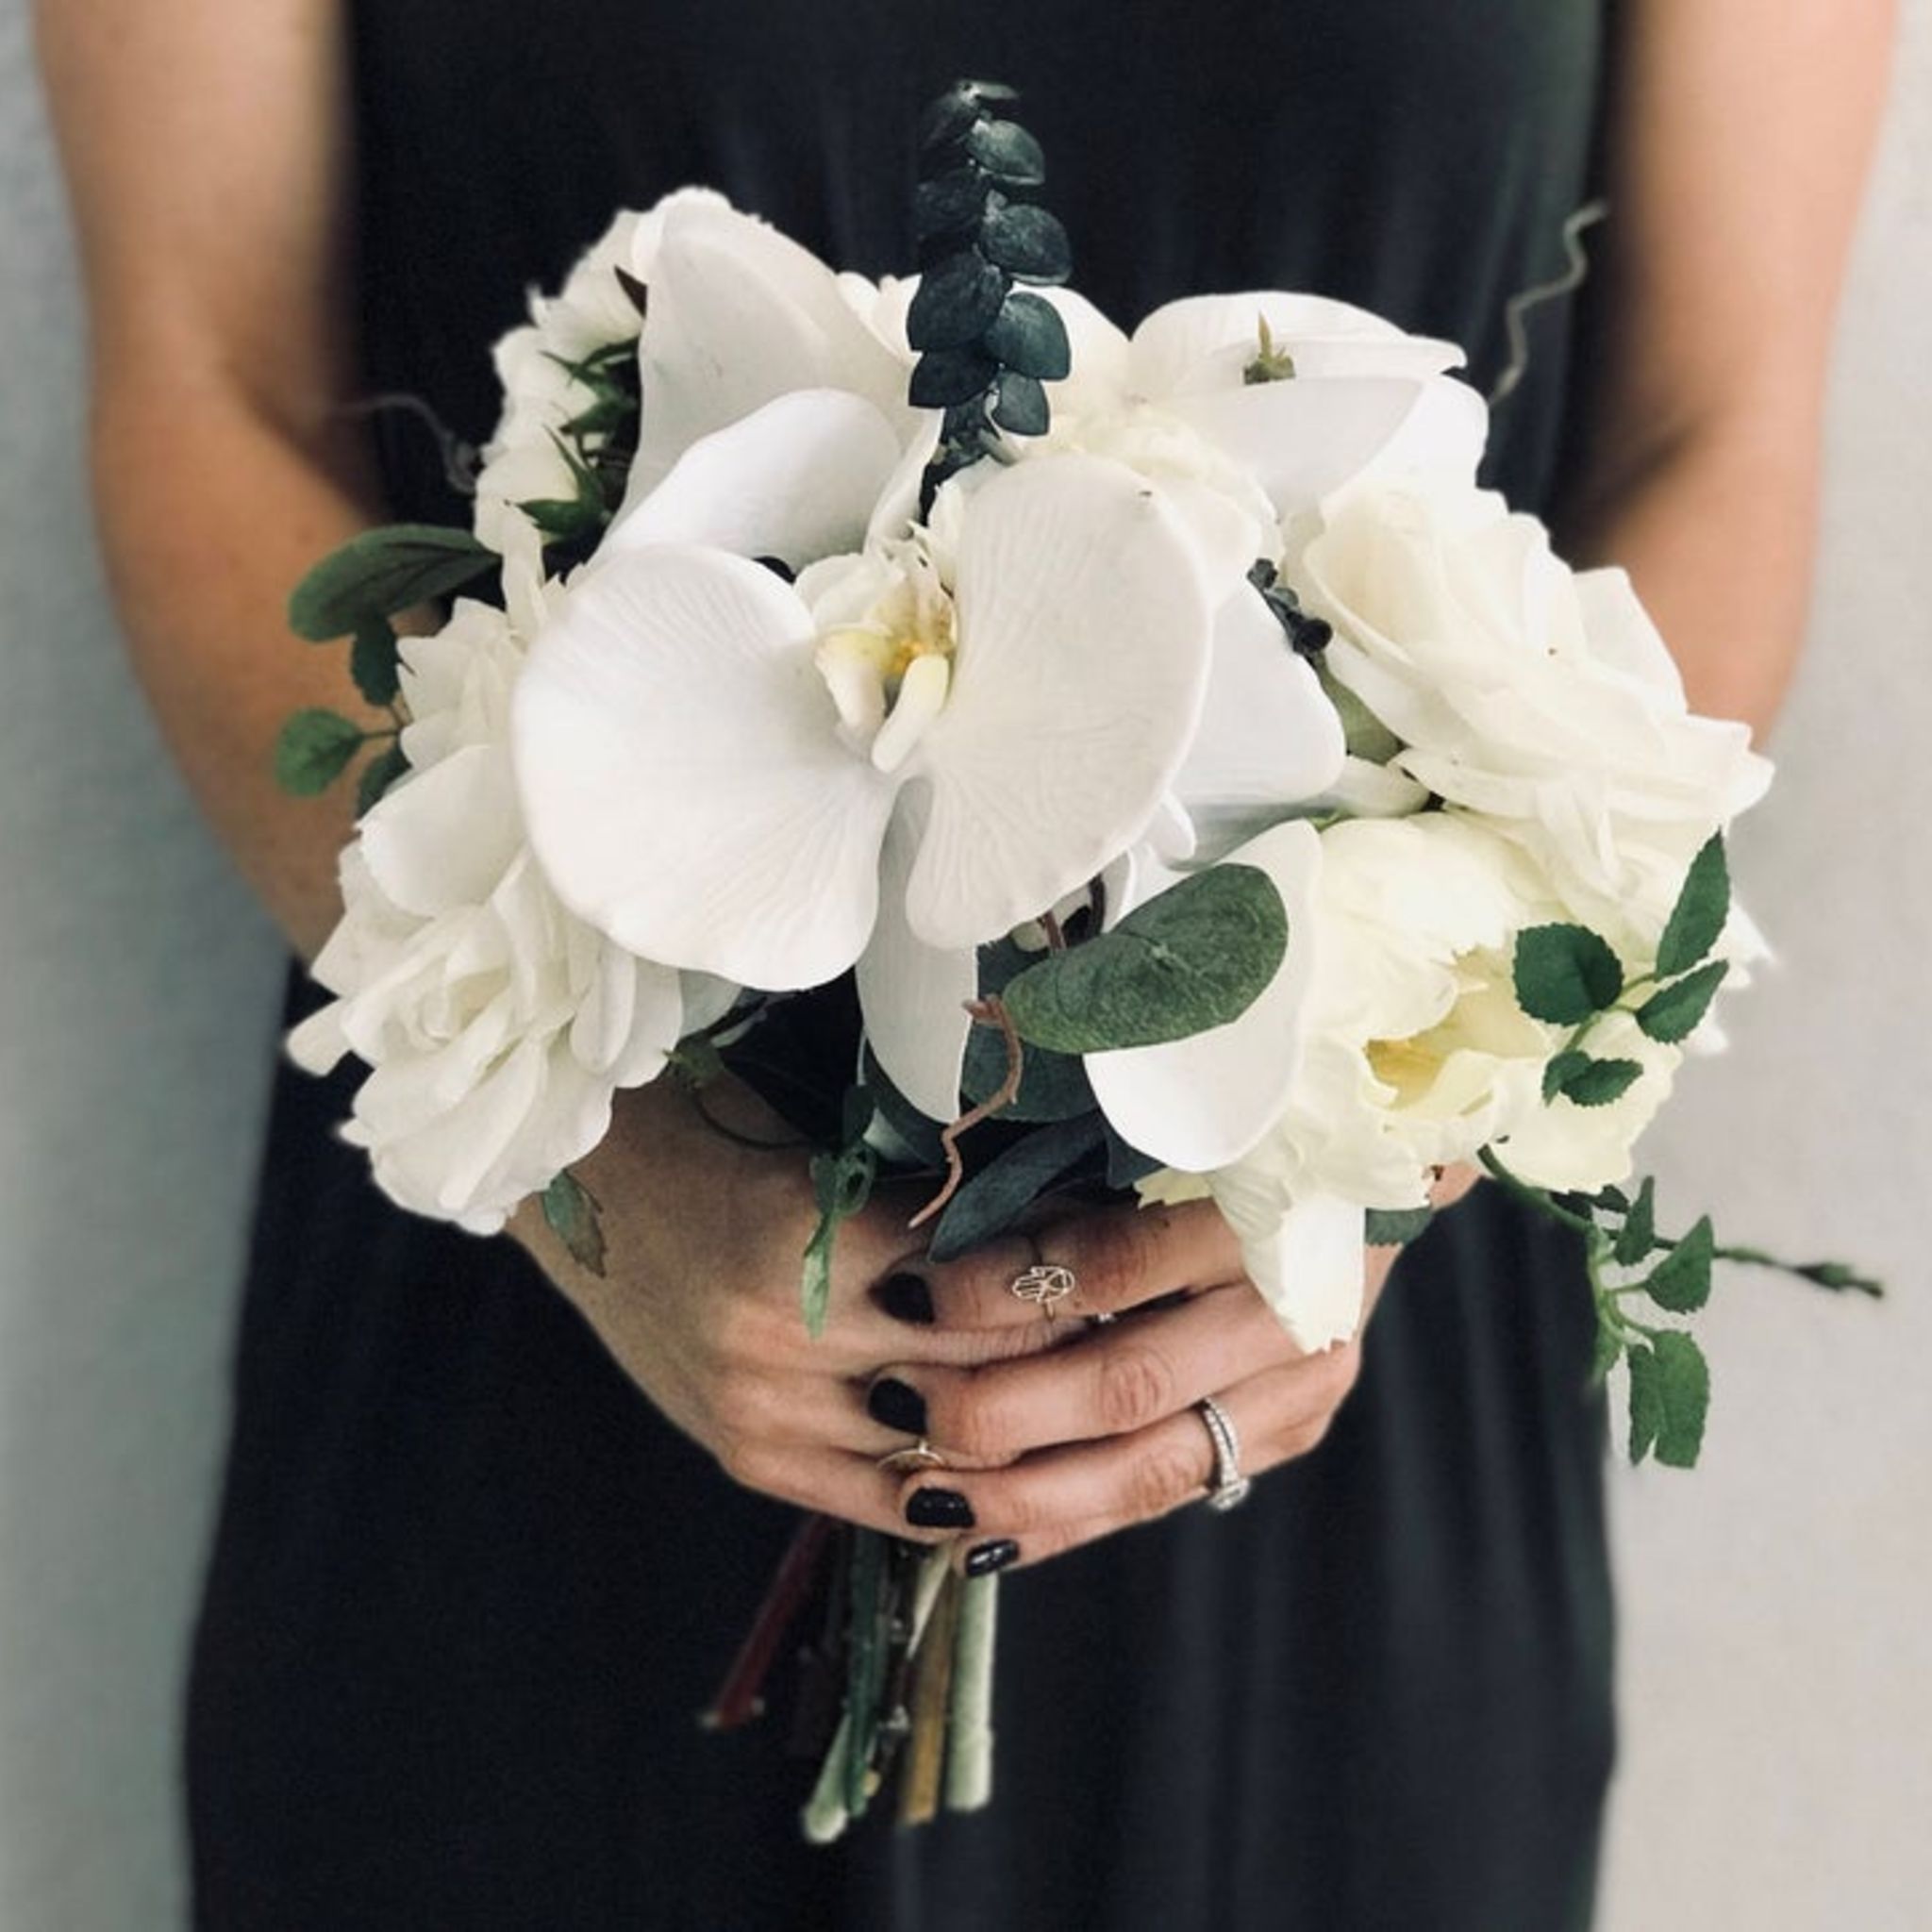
512, 454, 1220, 1112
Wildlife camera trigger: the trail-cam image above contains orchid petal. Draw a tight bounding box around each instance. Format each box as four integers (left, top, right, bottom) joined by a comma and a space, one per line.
1174, 589, 1346, 859
904, 455, 1216, 949
513, 544, 896, 987
856, 791, 977, 1121
1086, 822, 1323, 1172
607, 390, 902, 570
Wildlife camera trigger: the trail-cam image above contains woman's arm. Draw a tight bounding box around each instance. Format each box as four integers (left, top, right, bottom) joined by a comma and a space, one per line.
1557, 0, 1896, 736
37, 0, 382, 956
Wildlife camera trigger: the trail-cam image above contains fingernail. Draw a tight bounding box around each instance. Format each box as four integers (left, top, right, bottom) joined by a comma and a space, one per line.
906, 1488, 974, 1530
965, 1539, 1019, 1576
878, 1273, 935, 1325
866, 1376, 928, 1435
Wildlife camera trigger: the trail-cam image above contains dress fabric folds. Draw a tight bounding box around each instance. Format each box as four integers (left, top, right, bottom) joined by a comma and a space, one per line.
188, 5, 1617, 1926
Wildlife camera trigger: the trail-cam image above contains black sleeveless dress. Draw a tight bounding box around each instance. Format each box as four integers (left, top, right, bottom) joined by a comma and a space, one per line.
188, 7, 1616, 1927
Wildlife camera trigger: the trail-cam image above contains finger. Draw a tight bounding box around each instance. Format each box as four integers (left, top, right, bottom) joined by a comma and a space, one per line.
898, 1343, 1361, 1557
877, 1279, 1300, 1465
714, 1439, 958, 1545
885, 1197, 1245, 1338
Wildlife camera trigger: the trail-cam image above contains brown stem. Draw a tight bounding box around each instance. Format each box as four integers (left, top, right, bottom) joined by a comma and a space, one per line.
908, 997, 1024, 1231
700, 1513, 836, 1731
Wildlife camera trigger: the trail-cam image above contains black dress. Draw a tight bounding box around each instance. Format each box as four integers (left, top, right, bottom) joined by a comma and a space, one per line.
188, 6, 1616, 1926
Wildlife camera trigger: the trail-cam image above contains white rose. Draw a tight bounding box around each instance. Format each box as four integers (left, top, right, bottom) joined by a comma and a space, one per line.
1295, 484, 1772, 951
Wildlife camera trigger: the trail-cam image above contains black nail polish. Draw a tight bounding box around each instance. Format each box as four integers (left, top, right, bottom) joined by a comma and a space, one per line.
906, 1487, 974, 1530
867, 1376, 928, 1435
965, 1539, 1019, 1577
878, 1273, 936, 1325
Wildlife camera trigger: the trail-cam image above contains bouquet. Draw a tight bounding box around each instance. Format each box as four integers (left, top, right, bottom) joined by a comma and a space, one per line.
276, 81, 1877, 1835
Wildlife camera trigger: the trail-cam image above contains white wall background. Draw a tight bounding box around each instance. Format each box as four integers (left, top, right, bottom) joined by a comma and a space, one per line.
0, 2, 1924, 1925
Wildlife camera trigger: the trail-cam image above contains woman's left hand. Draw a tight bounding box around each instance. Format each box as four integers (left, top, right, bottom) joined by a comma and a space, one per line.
867, 1167, 1478, 1572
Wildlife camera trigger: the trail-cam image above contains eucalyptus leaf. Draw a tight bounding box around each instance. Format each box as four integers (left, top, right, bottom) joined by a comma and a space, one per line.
275, 708, 365, 796
541, 1170, 608, 1277
1000, 865, 1288, 1056
982, 291, 1072, 380
965, 119, 1046, 185
1612, 1175, 1657, 1268
978, 202, 1073, 283
991, 371, 1050, 436
355, 742, 409, 818
927, 1114, 1105, 1263
1625, 1343, 1662, 1465
961, 1021, 1093, 1122
858, 1048, 948, 1168
908, 250, 1010, 352
349, 618, 401, 708
1514, 924, 1624, 1024
1643, 1216, 1715, 1314
1653, 1330, 1711, 1468
288, 524, 494, 641
910, 346, 1001, 408
1104, 1124, 1163, 1191
1656, 834, 1730, 978
915, 167, 994, 242
1636, 959, 1730, 1044
1365, 1207, 1435, 1247
919, 79, 1018, 152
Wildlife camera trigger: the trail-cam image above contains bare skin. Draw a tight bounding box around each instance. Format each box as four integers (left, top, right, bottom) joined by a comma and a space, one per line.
37, 0, 1893, 1571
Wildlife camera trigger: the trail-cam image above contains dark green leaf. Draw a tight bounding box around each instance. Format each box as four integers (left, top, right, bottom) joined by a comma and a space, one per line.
802, 1127, 878, 1338
541, 1170, 607, 1277
858, 1048, 948, 1168
1542, 1048, 1592, 1104
355, 743, 409, 817
1625, 1343, 1662, 1464
908, 249, 1009, 352
288, 524, 494, 641
965, 118, 1046, 185
1793, 1259, 1886, 1297
1613, 1175, 1657, 1268
961, 1021, 1093, 1122
275, 708, 365, 796
1000, 864, 1289, 1056
991, 371, 1050, 436
1636, 959, 1730, 1044
909, 345, 1000, 408
1551, 1056, 1645, 1108
1656, 834, 1731, 978
1589, 1311, 1624, 1388
981, 291, 1072, 380
1643, 1216, 1715, 1313
914, 166, 993, 242
927, 1114, 1106, 1263
978, 201, 1073, 283
1104, 1124, 1163, 1190
520, 493, 606, 543
918, 78, 1018, 151
1365, 1207, 1435, 1247
1653, 1330, 1711, 1468
349, 618, 401, 708
1514, 924, 1625, 1024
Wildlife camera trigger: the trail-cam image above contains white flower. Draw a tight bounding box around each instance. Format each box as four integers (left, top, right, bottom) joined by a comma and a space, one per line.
1295, 485, 1773, 950
290, 593, 722, 1233
512, 453, 1220, 1118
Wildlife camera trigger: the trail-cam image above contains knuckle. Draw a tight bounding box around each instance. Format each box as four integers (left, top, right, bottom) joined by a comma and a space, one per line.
1311, 1340, 1363, 1408
1094, 1342, 1177, 1436
1125, 1439, 1206, 1521
942, 1388, 1015, 1463
1077, 1211, 1161, 1308
707, 1373, 780, 1443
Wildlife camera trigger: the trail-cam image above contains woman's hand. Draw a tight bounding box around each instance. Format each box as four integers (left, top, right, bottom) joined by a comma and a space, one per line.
866, 1167, 1480, 1573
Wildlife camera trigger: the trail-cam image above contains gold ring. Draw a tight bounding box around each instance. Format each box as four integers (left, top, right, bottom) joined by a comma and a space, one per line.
1008, 1253, 1078, 1313
876, 1439, 948, 1476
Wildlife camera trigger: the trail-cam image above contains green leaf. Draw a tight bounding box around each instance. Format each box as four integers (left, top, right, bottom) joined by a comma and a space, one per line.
274, 708, 365, 795
541, 1170, 607, 1277
349, 618, 401, 708
1514, 924, 1624, 1024
965, 118, 1046, 185
978, 201, 1072, 283
1589, 1310, 1624, 1388
1636, 959, 1730, 1044
909, 345, 1000, 408
1643, 1215, 1715, 1313
991, 370, 1049, 436
1549, 1056, 1644, 1108
1656, 833, 1731, 978
1541, 1048, 1591, 1104
520, 493, 606, 543
1613, 1175, 1657, 1268
802, 1115, 878, 1338
918, 78, 1018, 152
288, 524, 494, 641
1365, 1207, 1435, 1247
1625, 1343, 1662, 1464
1000, 864, 1288, 1056
961, 1021, 1093, 1122
1103, 1124, 1163, 1191
355, 742, 409, 817
981, 291, 1072, 380
1653, 1330, 1711, 1468
927, 1114, 1106, 1264
915, 166, 993, 242
907, 249, 1009, 352
1792, 1259, 1886, 1297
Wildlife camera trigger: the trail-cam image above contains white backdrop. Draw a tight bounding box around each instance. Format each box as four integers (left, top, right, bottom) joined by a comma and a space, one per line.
0, 3, 1925, 1924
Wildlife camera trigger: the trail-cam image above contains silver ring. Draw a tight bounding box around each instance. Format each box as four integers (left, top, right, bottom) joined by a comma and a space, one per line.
1195, 1397, 1251, 1511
